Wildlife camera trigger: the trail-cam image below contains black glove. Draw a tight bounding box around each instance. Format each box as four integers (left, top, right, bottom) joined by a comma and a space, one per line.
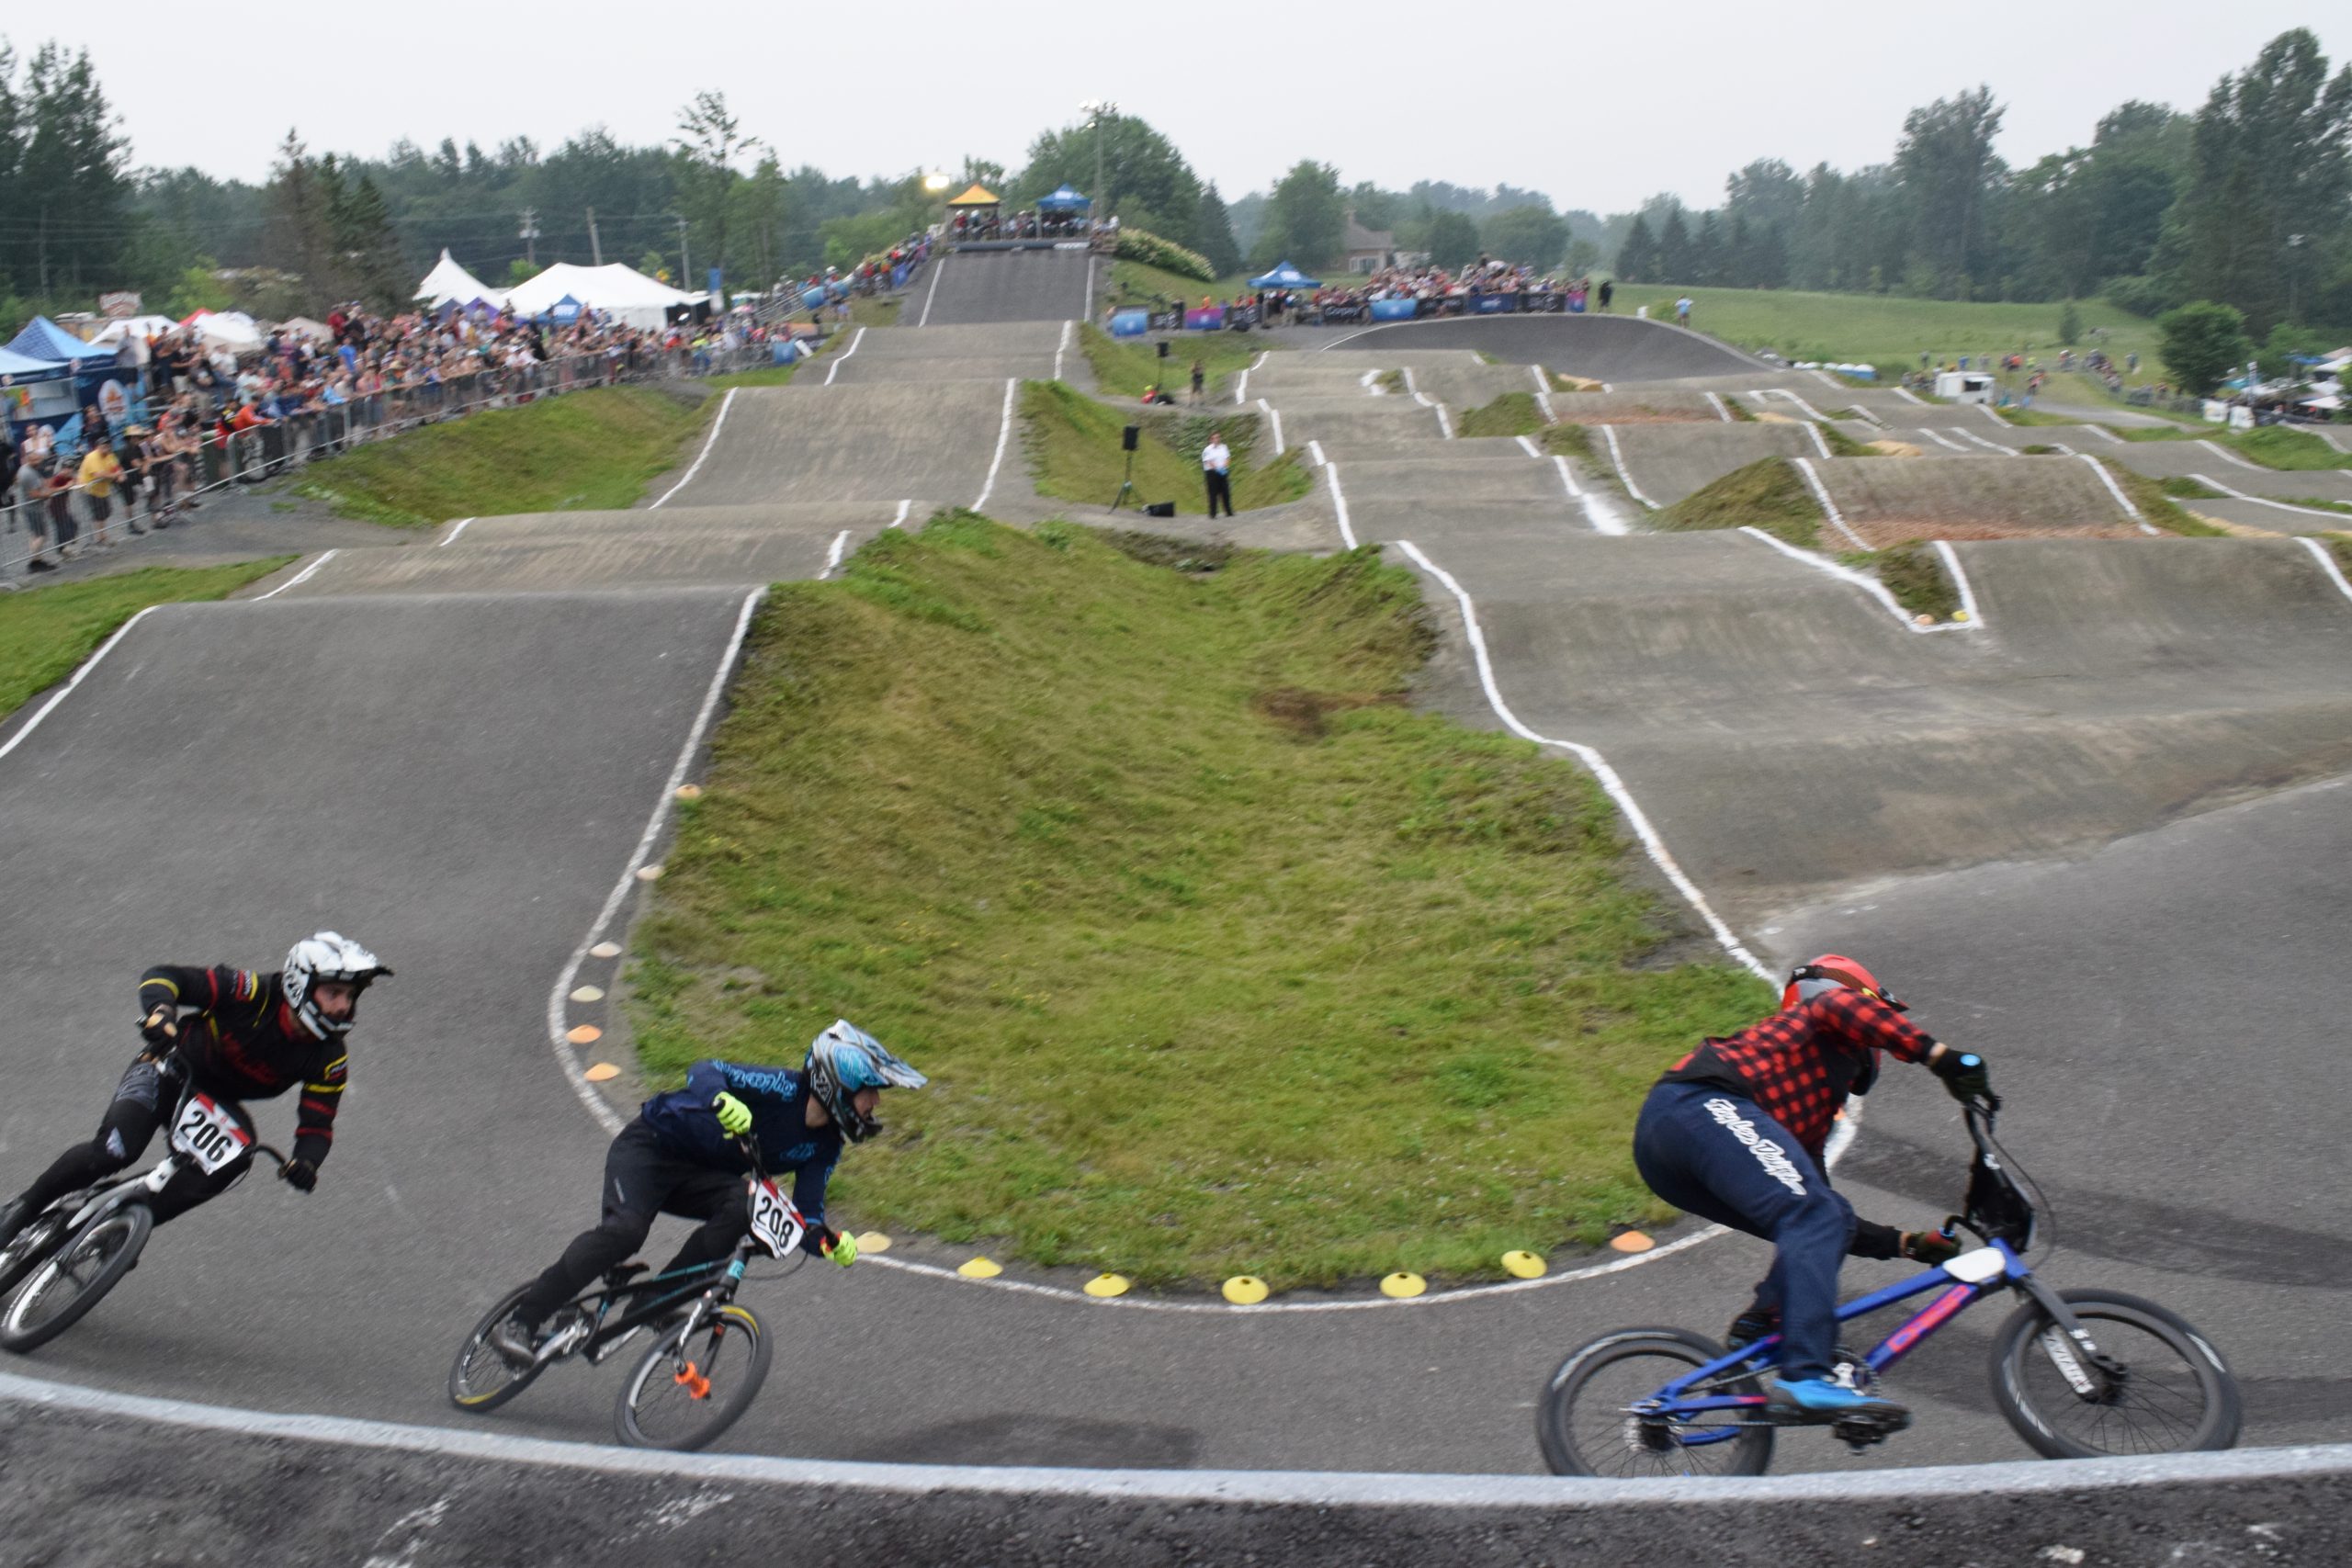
1902, 1225, 1963, 1267
280, 1156, 318, 1193
140, 1006, 179, 1050
1931, 1048, 1990, 1101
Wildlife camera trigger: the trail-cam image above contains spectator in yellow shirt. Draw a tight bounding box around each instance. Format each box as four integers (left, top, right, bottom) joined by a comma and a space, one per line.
77, 441, 123, 548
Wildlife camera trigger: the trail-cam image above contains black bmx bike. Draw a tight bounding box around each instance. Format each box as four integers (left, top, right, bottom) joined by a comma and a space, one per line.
447, 1142, 808, 1450
0, 1077, 286, 1353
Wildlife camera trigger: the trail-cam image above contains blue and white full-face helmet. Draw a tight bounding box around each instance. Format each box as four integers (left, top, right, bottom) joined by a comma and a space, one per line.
805, 1020, 926, 1143
282, 931, 393, 1041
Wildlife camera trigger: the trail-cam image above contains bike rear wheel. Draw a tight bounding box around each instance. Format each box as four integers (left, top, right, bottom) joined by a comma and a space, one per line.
0, 1205, 153, 1352
1990, 1289, 2240, 1459
0, 1208, 73, 1301
614, 1302, 771, 1451
447, 1283, 552, 1414
1537, 1327, 1775, 1477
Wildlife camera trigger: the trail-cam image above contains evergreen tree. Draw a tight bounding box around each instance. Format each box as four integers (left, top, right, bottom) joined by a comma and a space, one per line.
1424, 209, 1481, 270
1614, 213, 1659, 282
1257, 161, 1346, 268
1657, 208, 1692, 282
1195, 182, 1241, 276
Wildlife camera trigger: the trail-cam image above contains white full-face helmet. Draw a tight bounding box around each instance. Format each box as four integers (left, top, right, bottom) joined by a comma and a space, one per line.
282, 931, 392, 1041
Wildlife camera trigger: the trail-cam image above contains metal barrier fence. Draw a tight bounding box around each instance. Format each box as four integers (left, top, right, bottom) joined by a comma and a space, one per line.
0, 339, 796, 577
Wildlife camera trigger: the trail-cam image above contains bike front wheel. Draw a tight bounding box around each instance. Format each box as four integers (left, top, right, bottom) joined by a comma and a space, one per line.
615, 1302, 772, 1451
0, 1208, 73, 1301
0, 1205, 153, 1352
447, 1283, 551, 1415
1536, 1327, 1775, 1477
1989, 1289, 2240, 1459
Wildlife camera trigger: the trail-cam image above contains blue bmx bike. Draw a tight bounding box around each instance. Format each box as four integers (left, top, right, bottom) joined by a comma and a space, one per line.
1536, 1097, 2242, 1476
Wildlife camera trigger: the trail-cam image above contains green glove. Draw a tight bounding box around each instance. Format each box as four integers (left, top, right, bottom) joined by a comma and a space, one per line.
826, 1228, 858, 1268
711, 1091, 752, 1137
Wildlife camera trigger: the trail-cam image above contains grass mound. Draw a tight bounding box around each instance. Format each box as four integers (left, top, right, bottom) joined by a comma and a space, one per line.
1815, 422, 1880, 458
294, 387, 706, 527
1540, 423, 1594, 460
0, 558, 293, 720
628, 516, 1767, 1287
2117, 423, 2352, 470
1456, 392, 1545, 439
2159, 475, 2226, 500
1653, 457, 1823, 547
1079, 323, 1270, 402
2095, 459, 2226, 536
1023, 379, 1310, 515
1840, 543, 1961, 621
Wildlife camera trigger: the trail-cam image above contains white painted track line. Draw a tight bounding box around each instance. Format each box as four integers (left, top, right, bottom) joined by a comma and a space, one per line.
1790, 457, 1868, 550
974, 378, 1017, 513
2297, 536, 2352, 604
651, 388, 739, 508
546, 588, 767, 1137
438, 517, 476, 547
0, 606, 162, 765
823, 328, 865, 387
254, 550, 340, 600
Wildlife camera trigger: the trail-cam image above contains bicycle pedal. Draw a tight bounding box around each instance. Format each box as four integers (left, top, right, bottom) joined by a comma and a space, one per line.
1830, 1409, 1912, 1447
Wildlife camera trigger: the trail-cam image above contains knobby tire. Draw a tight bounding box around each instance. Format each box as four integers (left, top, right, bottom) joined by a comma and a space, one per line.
1537, 1326, 1775, 1477
614, 1302, 772, 1451
0, 1205, 153, 1352
447, 1282, 551, 1414
1989, 1288, 2241, 1459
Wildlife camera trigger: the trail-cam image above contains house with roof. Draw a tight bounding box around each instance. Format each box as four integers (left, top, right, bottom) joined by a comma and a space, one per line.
1342, 212, 1397, 275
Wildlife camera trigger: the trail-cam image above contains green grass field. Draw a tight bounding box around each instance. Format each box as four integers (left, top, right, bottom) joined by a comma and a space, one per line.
1607, 286, 2165, 383
292, 387, 709, 526
1023, 379, 1311, 515
0, 559, 294, 720
2116, 423, 2352, 471
627, 516, 1769, 1287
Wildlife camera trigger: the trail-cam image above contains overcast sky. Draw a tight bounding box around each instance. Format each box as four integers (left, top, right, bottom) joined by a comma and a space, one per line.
25, 4, 2352, 213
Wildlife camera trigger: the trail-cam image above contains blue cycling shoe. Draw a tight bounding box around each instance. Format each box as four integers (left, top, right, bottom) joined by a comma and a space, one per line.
1770, 1374, 1910, 1425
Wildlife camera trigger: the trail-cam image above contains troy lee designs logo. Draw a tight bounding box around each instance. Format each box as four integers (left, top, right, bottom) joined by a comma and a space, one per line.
1704, 1098, 1808, 1195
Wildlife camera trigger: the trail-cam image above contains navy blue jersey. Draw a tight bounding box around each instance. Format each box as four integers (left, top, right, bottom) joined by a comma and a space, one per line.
639, 1060, 842, 1224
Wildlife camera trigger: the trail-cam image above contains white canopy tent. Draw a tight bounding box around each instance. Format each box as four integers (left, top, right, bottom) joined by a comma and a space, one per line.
87, 314, 185, 363
183, 310, 265, 352
414, 249, 510, 310
503, 263, 696, 330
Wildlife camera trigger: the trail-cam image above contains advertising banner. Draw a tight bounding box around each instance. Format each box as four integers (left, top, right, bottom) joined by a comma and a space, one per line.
1183, 307, 1227, 332
1110, 310, 1150, 338
1369, 299, 1419, 321
1470, 293, 1519, 314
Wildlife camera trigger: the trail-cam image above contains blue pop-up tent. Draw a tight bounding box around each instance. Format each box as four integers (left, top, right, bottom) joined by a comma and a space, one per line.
1037, 184, 1091, 212
7, 316, 118, 367
1249, 260, 1320, 289
0, 345, 69, 380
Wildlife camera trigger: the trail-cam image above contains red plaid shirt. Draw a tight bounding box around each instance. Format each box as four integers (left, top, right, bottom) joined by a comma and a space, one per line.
1662, 990, 1938, 1157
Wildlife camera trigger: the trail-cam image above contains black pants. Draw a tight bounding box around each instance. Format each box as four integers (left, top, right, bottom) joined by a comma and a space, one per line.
1204, 468, 1234, 518
15, 1056, 253, 1226
513, 1120, 749, 1325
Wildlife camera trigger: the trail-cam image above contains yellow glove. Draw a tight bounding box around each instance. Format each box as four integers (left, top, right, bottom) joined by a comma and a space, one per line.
711, 1091, 752, 1137
824, 1228, 858, 1268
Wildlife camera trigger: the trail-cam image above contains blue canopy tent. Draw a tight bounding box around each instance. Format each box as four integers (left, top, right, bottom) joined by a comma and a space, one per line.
1037, 184, 1091, 213
0, 345, 69, 379
6, 316, 118, 367
548, 295, 583, 325
1249, 260, 1320, 289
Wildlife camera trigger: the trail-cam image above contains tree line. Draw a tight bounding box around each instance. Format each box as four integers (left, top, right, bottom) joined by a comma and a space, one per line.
1610, 28, 2351, 338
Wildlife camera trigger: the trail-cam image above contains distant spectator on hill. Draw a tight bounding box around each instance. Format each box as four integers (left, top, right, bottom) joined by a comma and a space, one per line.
1598, 279, 1613, 312
1676, 296, 1693, 326
1202, 429, 1234, 519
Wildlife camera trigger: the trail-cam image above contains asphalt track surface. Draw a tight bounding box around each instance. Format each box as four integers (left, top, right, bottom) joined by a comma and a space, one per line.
1, 283, 2346, 1485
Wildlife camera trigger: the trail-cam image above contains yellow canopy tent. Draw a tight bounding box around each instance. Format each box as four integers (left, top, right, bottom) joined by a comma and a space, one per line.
945, 184, 1001, 209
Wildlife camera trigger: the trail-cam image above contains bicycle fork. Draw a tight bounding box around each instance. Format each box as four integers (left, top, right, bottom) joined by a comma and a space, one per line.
2010, 1274, 2125, 1400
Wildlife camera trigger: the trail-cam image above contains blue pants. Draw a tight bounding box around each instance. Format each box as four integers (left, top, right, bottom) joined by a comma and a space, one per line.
1633, 1080, 1854, 1380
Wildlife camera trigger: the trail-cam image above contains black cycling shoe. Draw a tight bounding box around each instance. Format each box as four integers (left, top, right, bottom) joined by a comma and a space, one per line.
1724, 1307, 1781, 1352
488, 1315, 548, 1369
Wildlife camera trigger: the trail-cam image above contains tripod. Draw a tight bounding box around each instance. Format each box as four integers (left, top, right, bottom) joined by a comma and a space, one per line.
1108, 446, 1136, 513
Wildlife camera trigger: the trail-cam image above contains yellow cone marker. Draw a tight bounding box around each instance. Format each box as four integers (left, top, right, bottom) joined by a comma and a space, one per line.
1380, 1271, 1427, 1299
957, 1257, 1002, 1279
1501, 1249, 1547, 1279
854, 1232, 891, 1254
1221, 1275, 1270, 1305
1083, 1273, 1131, 1298
589, 942, 624, 959
583, 1062, 621, 1083
636, 864, 664, 881
570, 985, 605, 1003
566, 1025, 603, 1045
676, 784, 703, 800
1611, 1230, 1656, 1254
1951, 610, 1971, 623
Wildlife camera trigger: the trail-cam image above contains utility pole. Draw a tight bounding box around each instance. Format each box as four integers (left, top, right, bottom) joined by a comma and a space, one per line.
1080, 99, 1118, 223
586, 207, 603, 265
675, 215, 691, 288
